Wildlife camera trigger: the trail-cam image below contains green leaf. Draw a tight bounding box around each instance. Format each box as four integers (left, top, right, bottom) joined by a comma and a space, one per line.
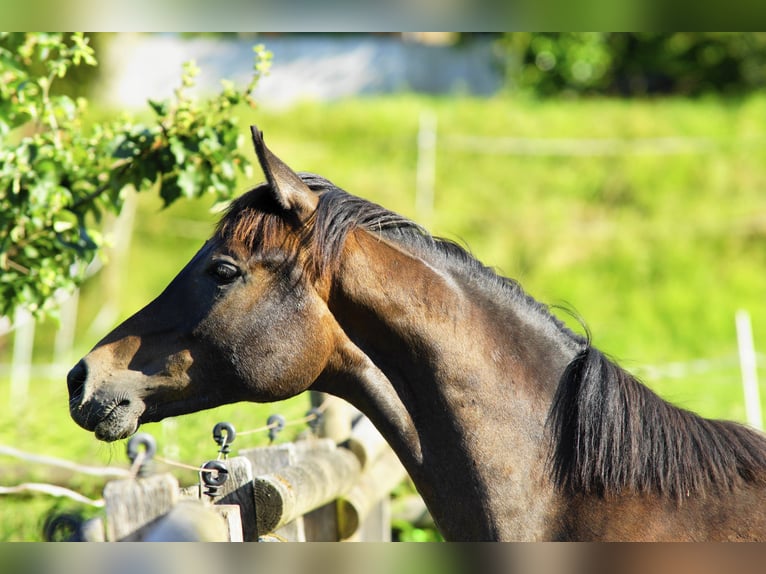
148, 99, 169, 117
177, 166, 200, 199
169, 137, 186, 164
52, 210, 78, 232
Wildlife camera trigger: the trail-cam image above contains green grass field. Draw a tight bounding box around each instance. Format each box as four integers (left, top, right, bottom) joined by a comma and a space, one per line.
2, 93, 766, 540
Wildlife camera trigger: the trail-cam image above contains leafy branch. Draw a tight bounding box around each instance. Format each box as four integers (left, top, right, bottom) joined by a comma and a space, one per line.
0, 33, 272, 319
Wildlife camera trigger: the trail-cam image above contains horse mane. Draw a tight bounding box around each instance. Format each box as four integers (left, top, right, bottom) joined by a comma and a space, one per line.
547, 345, 766, 499
217, 173, 581, 340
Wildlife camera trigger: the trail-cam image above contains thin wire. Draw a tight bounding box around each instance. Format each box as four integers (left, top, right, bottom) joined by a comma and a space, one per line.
0, 483, 105, 507
284, 413, 319, 428
216, 434, 228, 461
236, 421, 280, 437
236, 398, 329, 437
0, 444, 131, 478
154, 455, 221, 474
315, 398, 331, 413
128, 449, 146, 478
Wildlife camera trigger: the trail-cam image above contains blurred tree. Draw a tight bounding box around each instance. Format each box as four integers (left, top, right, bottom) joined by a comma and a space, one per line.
0, 33, 272, 320
500, 33, 766, 96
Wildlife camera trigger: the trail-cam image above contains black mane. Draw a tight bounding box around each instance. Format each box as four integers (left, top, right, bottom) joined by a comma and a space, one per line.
302, 174, 582, 342
548, 345, 766, 498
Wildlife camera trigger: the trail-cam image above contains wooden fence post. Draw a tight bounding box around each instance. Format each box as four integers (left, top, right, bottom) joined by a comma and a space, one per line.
306, 391, 357, 540
79, 517, 106, 542
252, 447, 361, 537
211, 456, 256, 541
142, 500, 234, 541
337, 446, 406, 540
346, 414, 389, 471
239, 442, 304, 540
310, 391, 355, 443
102, 473, 179, 541
341, 410, 408, 540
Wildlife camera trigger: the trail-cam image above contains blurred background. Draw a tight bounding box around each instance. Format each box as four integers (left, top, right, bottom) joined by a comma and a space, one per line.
2, 32, 766, 541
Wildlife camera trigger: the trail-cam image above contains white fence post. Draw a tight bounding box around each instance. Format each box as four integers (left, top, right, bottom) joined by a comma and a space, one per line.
52, 288, 80, 378
86, 189, 137, 338
735, 309, 763, 431
10, 307, 35, 412
416, 111, 437, 226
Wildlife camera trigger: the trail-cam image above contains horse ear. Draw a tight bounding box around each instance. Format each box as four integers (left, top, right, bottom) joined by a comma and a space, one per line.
250, 126, 318, 218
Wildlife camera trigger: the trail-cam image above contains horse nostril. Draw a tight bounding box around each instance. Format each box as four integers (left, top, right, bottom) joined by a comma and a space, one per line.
67, 360, 88, 399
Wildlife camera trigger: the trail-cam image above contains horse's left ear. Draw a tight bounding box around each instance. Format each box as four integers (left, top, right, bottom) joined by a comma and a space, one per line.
250, 125, 318, 219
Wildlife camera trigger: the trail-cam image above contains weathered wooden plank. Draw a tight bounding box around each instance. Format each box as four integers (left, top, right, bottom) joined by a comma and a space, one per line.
309, 392, 354, 443
303, 503, 339, 541
179, 483, 201, 498
212, 456, 255, 541
293, 437, 336, 455
239, 443, 304, 540
254, 448, 361, 536
215, 504, 244, 542
239, 443, 296, 474
346, 415, 389, 471
102, 473, 179, 541
336, 446, 407, 540
240, 439, 336, 473
345, 497, 391, 542
270, 514, 306, 541
79, 517, 105, 542
142, 500, 230, 541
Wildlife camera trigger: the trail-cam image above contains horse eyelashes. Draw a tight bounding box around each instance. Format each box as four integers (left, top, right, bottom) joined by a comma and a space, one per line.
209, 261, 241, 283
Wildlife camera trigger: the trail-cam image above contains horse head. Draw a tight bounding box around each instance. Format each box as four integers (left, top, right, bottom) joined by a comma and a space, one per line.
67, 127, 339, 441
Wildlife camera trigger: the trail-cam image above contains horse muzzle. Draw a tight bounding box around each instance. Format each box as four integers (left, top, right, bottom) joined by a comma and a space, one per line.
67, 359, 146, 442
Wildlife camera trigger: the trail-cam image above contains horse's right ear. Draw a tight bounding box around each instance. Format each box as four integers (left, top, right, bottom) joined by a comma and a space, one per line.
250, 126, 318, 219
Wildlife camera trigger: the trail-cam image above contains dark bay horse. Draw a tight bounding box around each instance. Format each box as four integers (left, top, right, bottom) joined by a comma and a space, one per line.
68, 126, 766, 541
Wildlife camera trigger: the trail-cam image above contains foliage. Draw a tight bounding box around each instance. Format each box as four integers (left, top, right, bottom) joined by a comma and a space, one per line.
0, 33, 272, 319
500, 33, 766, 96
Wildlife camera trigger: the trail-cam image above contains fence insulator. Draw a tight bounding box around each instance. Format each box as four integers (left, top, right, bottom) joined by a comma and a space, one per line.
267, 414, 286, 443
306, 407, 323, 435
201, 460, 229, 499
126, 433, 157, 478
43, 512, 83, 542
212, 422, 236, 459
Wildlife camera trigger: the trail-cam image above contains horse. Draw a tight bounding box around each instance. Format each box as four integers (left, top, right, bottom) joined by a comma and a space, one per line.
67, 126, 766, 541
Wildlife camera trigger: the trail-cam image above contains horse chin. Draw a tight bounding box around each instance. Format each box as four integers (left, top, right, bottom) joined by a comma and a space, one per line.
91, 402, 144, 443
94, 418, 138, 442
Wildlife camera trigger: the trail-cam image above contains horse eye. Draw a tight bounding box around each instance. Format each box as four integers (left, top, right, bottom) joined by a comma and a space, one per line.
209, 261, 240, 283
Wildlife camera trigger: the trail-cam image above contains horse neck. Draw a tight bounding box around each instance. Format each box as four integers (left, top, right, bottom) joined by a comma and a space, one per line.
322, 229, 581, 540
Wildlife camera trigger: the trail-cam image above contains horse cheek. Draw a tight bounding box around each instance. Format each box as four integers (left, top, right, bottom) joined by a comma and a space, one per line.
230, 291, 333, 401
268, 303, 336, 397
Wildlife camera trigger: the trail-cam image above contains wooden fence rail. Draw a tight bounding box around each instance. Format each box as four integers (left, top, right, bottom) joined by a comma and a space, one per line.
69, 393, 411, 542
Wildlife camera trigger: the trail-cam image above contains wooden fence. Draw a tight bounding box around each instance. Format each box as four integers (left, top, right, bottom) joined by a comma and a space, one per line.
57, 394, 414, 542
